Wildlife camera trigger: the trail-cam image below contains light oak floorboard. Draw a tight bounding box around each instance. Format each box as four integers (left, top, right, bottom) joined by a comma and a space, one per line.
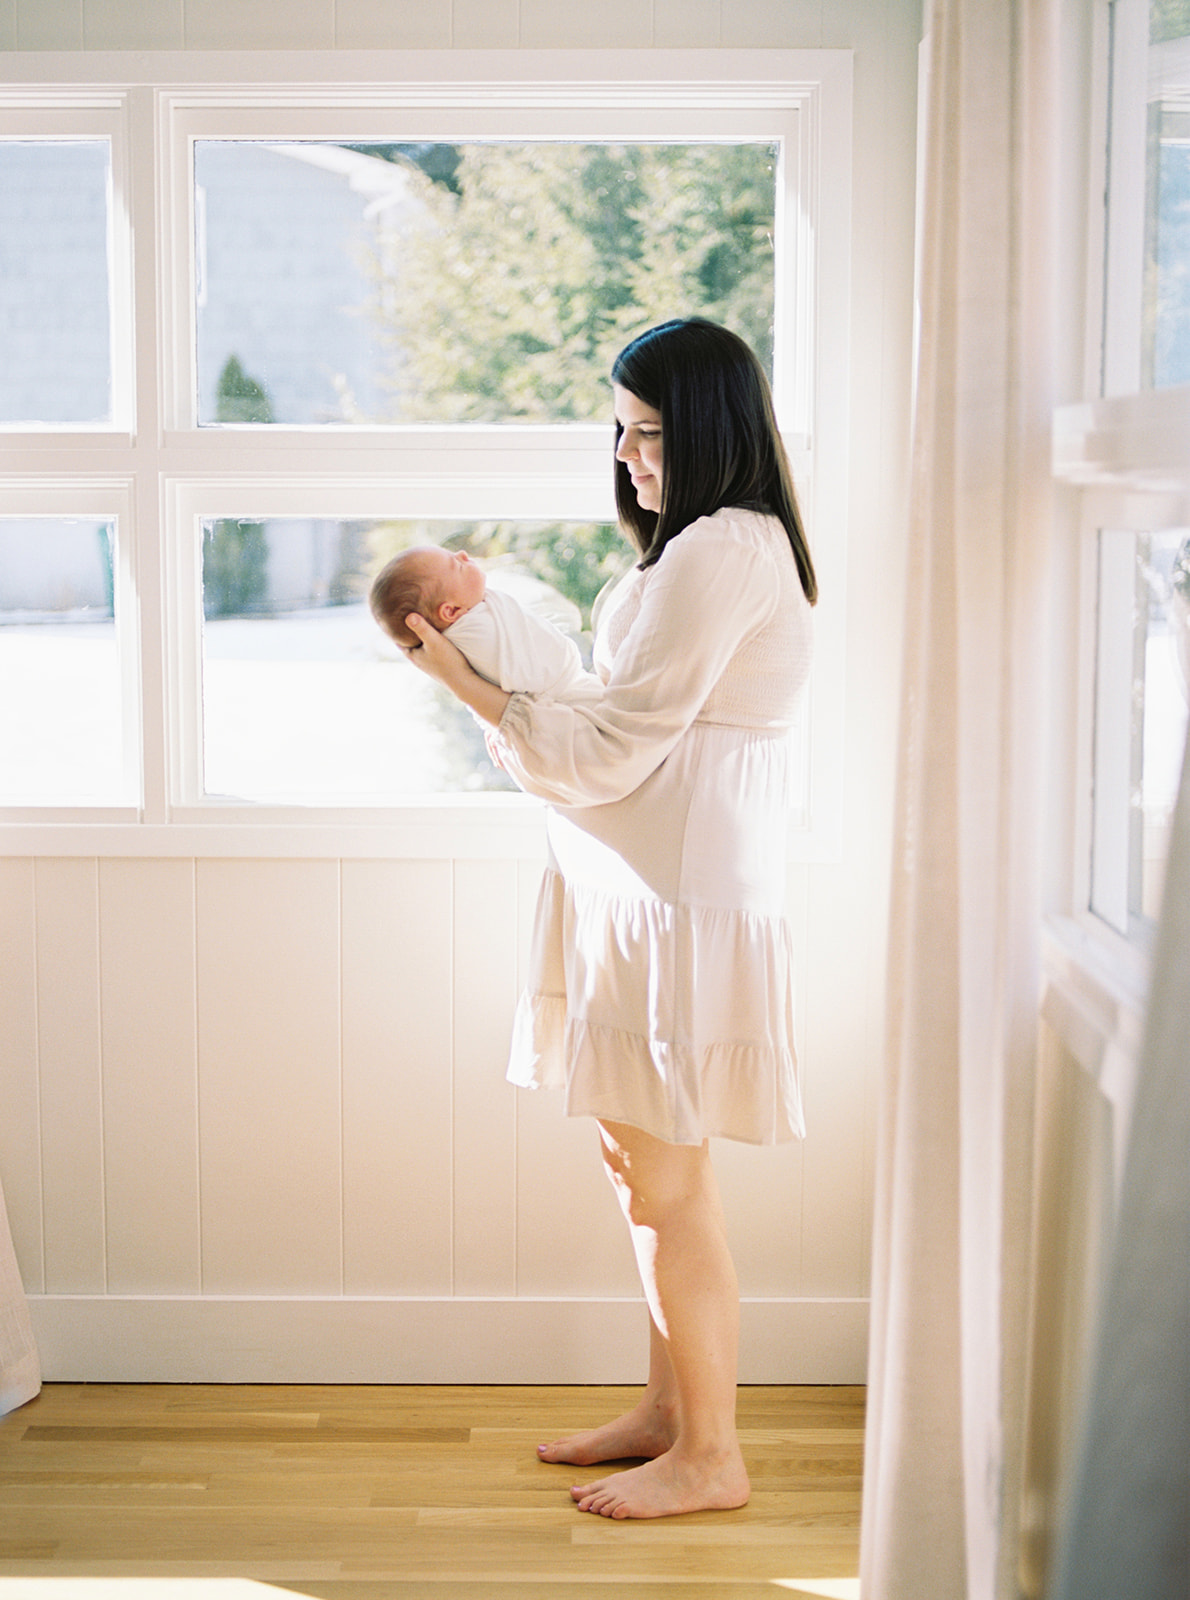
0, 1384, 863, 1597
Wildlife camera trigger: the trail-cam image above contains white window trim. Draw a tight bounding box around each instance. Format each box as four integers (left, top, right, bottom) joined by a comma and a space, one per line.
0, 49, 852, 861
1044, 0, 1190, 1144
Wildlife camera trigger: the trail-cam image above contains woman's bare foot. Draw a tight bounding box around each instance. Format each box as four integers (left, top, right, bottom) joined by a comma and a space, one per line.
536, 1395, 678, 1467
570, 1441, 750, 1519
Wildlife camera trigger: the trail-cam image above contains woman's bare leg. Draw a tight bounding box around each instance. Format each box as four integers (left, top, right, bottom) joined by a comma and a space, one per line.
537, 1122, 680, 1465
560, 1119, 750, 1519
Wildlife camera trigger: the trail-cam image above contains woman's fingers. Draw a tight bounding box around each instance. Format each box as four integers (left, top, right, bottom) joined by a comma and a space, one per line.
402, 612, 430, 651
401, 612, 465, 685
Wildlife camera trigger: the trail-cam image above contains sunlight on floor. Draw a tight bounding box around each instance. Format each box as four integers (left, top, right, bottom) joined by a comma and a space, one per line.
0, 1580, 868, 1598
770, 1581, 861, 1599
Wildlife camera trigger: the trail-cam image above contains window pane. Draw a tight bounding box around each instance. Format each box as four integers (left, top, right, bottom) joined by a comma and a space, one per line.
200, 517, 626, 801
1092, 526, 1190, 932
0, 142, 112, 424
1143, 7, 1190, 385
0, 519, 125, 803
194, 141, 777, 425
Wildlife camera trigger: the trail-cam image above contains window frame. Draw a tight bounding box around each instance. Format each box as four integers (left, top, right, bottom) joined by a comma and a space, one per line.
0, 50, 852, 860
1048, 0, 1190, 1018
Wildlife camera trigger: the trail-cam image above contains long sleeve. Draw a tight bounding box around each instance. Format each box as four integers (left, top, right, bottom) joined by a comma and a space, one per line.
493, 514, 784, 807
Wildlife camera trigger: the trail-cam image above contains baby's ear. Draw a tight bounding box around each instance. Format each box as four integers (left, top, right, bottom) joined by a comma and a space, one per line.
438, 601, 464, 625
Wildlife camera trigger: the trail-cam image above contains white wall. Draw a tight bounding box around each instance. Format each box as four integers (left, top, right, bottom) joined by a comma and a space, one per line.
4, 0, 907, 53
0, 0, 922, 1382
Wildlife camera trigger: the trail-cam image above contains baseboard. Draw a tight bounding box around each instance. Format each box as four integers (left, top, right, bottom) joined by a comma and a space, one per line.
29, 1296, 868, 1385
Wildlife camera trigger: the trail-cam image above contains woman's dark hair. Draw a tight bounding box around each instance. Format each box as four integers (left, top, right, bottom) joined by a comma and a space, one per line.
611, 317, 817, 605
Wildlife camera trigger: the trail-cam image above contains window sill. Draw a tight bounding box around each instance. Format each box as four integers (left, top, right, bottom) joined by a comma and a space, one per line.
1040, 912, 1151, 1176
0, 797, 550, 859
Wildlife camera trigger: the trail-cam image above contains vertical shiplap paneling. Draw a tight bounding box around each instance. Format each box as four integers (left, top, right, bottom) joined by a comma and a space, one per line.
451, 0, 520, 49
655, 0, 721, 48
15, 0, 81, 51
341, 858, 454, 1295
335, 0, 450, 48
799, 855, 874, 1298
519, 0, 643, 48
99, 858, 200, 1293
512, 849, 639, 1299
35, 858, 106, 1293
714, 860, 808, 1298
183, 0, 333, 50
196, 859, 342, 1294
451, 858, 519, 1294
83, 0, 185, 49
0, 858, 44, 1292
718, 1142, 806, 1299
721, 0, 824, 49
515, 1079, 639, 1298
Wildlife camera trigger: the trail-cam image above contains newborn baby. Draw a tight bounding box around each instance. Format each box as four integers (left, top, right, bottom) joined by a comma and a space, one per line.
369, 545, 599, 700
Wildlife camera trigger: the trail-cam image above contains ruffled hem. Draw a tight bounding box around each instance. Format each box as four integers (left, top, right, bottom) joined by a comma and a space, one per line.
507, 991, 805, 1148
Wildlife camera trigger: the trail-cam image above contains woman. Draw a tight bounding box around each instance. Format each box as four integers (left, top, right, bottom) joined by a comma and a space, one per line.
402, 317, 817, 1520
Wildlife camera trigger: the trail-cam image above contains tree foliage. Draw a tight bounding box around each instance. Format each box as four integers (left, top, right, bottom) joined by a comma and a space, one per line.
367, 142, 777, 424
214, 353, 274, 424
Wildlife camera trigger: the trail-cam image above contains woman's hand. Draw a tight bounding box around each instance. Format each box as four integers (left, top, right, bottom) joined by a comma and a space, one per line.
401, 613, 513, 730
401, 612, 469, 690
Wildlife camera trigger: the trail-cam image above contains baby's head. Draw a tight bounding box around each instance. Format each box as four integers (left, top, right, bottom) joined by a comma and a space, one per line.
370, 545, 486, 648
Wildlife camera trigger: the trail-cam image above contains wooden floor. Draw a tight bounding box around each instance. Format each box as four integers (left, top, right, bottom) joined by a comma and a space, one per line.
0, 1383, 864, 1599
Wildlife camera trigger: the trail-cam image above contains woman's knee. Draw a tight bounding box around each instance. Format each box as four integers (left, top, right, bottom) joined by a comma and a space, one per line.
597, 1119, 711, 1227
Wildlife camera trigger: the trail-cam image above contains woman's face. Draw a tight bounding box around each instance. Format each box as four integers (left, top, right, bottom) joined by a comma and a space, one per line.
613, 383, 664, 514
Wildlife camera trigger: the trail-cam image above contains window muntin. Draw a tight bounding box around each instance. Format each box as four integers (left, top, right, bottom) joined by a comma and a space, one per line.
193, 139, 778, 427
0, 518, 127, 804
0, 140, 112, 425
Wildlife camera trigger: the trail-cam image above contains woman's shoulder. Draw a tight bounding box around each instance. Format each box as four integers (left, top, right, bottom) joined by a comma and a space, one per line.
661, 507, 792, 565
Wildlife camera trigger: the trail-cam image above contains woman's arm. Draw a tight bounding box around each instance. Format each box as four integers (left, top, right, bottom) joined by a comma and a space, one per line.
492, 519, 780, 807
402, 611, 512, 726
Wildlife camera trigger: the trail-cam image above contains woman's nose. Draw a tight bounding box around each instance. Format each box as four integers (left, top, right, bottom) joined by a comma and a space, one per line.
616, 433, 634, 461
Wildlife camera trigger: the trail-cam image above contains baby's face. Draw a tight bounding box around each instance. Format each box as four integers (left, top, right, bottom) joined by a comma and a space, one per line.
418, 545, 486, 621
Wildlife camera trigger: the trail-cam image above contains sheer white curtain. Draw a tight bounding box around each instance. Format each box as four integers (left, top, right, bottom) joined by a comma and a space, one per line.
860, 2, 1058, 1597
0, 1178, 40, 1415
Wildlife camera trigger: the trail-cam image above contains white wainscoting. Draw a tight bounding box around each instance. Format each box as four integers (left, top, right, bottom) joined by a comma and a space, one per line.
0, 852, 872, 1383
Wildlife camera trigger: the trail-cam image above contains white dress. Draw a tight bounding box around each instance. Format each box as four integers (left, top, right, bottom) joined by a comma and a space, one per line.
494, 507, 814, 1146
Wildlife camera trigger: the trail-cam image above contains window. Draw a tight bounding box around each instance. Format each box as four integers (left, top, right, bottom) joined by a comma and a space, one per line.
1056, 0, 1190, 941
193, 140, 779, 426
198, 516, 624, 801
1141, 3, 1190, 388
0, 53, 850, 848
0, 517, 127, 804
0, 141, 112, 425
